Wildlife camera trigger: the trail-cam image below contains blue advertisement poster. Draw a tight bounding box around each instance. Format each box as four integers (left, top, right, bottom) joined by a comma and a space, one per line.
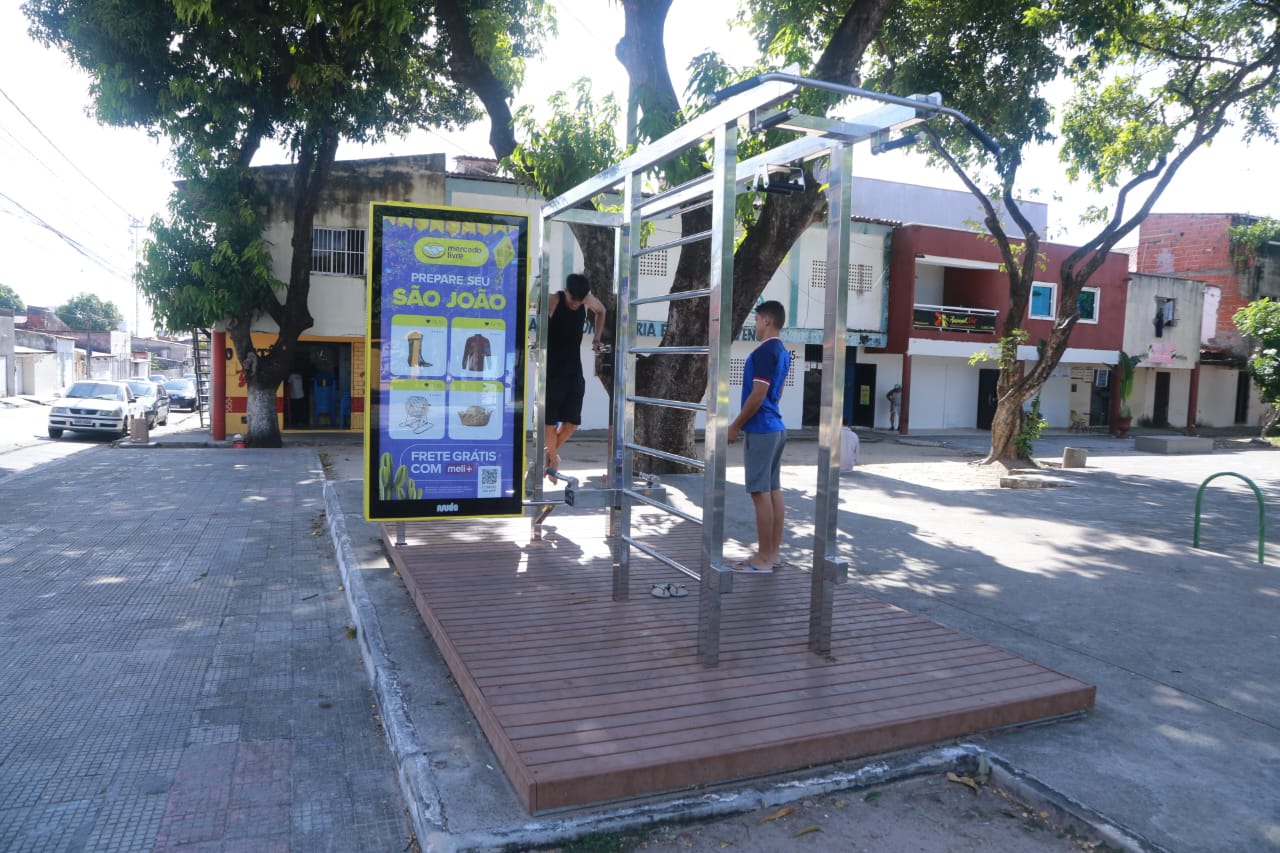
364, 203, 528, 520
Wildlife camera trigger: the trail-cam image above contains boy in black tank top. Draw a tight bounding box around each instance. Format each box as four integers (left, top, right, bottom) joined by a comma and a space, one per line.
544, 273, 606, 482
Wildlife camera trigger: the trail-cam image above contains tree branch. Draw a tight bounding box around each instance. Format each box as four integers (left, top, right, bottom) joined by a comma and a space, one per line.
436, 0, 518, 160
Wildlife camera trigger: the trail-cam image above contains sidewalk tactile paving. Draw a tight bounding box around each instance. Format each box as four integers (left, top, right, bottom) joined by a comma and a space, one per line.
0, 448, 411, 850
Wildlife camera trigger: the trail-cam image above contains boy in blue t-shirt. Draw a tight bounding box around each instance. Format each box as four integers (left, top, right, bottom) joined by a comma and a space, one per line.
727, 300, 791, 573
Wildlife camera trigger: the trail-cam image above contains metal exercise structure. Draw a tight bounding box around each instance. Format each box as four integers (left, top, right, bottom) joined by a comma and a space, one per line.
530, 71, 976, 665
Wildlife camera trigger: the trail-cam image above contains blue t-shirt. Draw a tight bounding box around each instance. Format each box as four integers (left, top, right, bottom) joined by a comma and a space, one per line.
740, 338, 790, 433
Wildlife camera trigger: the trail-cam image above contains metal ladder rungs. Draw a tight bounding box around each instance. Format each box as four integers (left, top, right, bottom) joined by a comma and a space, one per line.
626, 442, 705, 471
635, 230, 712, 257
633, 173, 713, 220
623, 488, 702, 525
632, 288, 711, 306
622, 535, 700, 581
629, 345, 709, 355
627, 395, 706, 413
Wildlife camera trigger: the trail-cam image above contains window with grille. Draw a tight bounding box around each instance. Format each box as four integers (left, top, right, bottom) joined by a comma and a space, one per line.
638, 250, 668, 277
810, 260, 874, 292
312, 227, 366, 276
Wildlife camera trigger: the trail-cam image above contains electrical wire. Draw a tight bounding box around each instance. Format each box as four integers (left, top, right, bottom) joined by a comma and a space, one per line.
0, 85, 139, 222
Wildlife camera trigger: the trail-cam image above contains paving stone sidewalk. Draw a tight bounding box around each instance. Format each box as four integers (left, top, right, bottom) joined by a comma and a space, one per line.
0, 448, 411, 851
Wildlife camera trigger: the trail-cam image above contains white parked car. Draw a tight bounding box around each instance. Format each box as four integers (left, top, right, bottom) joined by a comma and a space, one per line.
126, 378, 170, 428
48, 380, 146, 439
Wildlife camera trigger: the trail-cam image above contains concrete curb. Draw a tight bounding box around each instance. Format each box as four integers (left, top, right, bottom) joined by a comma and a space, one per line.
322, 480, 447, 847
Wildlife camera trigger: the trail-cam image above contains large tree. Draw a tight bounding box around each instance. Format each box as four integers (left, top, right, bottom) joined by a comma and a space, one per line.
509, 0, 1279, 470
509, 0, 895, 471
56, 292, 123, 331
26, 0, 549, 446
868, 0, 1280, 464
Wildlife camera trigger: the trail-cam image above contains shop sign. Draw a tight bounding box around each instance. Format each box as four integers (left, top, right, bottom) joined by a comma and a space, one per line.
912, 306, 997, 333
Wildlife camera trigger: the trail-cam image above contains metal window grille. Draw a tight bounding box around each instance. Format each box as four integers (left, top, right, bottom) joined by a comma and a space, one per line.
312, 227, 366, 276
638, 250, 668, 277
811, 260, 874, 292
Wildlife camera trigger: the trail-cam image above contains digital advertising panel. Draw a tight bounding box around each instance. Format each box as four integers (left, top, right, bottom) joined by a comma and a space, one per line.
364, 203, 528, 521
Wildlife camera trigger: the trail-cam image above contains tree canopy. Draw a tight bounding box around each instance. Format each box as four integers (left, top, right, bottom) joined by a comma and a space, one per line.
25, 0, 550, 445
0, 284, 24, 313
1234, 297, 1280, 436
56, 292, 123, 331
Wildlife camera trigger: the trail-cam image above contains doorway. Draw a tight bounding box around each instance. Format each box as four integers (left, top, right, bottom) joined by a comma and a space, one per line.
284, 340, 352, 430
1153, 372, 1170, 427
1089, 368, 1112, 426
976, 368, 999, 430
801, 346, 870, 427
1235, 370, 1251, 424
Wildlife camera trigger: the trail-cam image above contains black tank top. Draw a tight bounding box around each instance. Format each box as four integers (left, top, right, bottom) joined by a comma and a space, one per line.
547, 293, 586, 374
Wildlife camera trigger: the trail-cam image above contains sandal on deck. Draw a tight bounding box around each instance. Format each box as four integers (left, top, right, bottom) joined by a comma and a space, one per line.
729, 560, 773, 574
668, 583, 689, 598
650, 583, 671, 598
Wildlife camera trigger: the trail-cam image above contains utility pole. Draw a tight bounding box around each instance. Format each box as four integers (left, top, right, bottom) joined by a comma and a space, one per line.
129, 216, 143, 336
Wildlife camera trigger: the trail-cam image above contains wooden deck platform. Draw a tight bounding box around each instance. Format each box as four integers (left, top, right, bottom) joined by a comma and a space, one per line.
383, 511, 1095, 814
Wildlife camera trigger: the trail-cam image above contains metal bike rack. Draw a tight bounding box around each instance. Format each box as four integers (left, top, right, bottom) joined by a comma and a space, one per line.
1193, 471, 1267, 564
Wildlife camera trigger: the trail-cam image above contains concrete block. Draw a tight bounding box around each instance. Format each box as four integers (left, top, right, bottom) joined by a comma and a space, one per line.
1133, 435, 1214, 454
1062, 447, 1088, 468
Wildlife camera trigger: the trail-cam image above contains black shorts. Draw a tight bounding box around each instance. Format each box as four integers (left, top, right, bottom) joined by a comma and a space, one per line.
545, 371, 585, 425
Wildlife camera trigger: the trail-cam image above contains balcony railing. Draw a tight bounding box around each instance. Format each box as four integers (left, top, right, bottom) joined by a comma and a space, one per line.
912, 304, 999, 334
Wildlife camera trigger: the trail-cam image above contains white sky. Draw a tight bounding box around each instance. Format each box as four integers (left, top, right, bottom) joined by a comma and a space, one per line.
2, 1, 1276, 337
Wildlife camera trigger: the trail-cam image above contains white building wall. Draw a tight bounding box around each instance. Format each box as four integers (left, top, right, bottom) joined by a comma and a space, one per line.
913, 263, 944, 306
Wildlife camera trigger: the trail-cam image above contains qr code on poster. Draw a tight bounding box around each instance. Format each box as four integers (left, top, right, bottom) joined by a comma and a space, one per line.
477, 466, 501, 498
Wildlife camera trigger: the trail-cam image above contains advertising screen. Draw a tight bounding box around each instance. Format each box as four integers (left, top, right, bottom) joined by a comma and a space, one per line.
364, 203, 528, 520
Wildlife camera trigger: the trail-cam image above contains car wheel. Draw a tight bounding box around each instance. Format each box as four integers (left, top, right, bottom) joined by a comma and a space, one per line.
159, 413, 168, 426
48, 427, 63, 439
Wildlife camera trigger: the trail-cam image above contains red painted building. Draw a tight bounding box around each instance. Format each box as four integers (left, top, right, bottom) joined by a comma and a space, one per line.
875, 224, 1130, 432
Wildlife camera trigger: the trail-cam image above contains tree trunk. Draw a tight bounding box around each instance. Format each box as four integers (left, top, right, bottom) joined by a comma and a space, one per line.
567, 222, 617, 395
984, 397, 1026, 467
1261, 403, 1280, 439
607, 0, 893, 472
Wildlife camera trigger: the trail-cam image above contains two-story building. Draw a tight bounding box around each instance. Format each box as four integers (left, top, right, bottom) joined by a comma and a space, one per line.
881, 225, 1130, 432
1134, 213, 1276, 427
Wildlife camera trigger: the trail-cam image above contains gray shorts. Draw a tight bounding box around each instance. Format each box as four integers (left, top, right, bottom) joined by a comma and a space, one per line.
744, 430, 786, 493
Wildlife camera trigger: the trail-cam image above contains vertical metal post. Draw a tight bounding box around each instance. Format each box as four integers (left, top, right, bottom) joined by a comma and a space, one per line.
809, 142, 852, 654
530, 218, 554, 501
698, 120, 739, 667
612, 171, 642, 600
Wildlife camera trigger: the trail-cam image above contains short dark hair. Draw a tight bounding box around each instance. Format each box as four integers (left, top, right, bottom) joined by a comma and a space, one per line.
565, 273, 590, 300
755, 300, 785, 330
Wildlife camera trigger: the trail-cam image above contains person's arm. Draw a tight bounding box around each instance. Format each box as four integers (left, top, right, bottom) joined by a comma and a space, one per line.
585, 292, 607, 351
728, 380, 769, 444
547, 291, 561, 319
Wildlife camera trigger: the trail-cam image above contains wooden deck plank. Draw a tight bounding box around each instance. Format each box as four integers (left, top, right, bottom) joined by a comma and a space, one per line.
383, 513, 1095, 813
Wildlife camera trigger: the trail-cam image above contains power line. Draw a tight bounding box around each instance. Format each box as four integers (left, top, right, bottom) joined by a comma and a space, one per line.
0, 190, 133, 281
0, 85, 139, 221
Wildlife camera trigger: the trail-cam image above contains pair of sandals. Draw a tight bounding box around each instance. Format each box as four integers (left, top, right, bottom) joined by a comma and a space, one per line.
650, 582, 689, 598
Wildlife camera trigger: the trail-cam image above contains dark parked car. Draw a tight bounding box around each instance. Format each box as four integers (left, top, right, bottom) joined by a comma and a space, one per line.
126, 378, 170, 428
48, 380, 145, 439
164, 378, 199, 412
